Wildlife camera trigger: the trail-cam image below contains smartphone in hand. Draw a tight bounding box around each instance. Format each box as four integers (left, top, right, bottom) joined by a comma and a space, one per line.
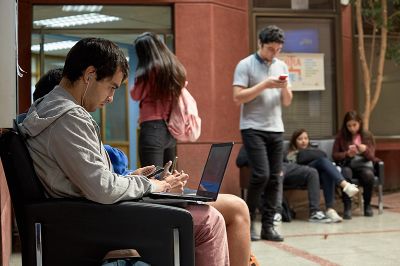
146, 166, 164, 179
171, 156, 178, 172
349, 144, 358, 153
279, 75, 288, 81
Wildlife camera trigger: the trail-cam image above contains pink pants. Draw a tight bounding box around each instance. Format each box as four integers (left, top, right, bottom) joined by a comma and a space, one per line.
186, 204, 229, 266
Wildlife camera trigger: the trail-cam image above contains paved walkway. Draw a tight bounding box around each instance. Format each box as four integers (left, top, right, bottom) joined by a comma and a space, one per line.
251, 191, 400, 265
9, 192, 400, 266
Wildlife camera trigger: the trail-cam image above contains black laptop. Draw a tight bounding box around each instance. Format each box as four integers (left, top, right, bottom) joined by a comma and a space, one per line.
149, 142, 234, 202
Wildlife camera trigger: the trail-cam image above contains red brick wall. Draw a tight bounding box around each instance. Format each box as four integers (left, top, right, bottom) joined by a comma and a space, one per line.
174, 1, 249, 195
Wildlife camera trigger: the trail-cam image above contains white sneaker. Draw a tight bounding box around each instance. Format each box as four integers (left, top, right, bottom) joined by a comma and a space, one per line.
343, 183, 359, 197
326, 209, 343, 223
273, 213, 282, 225
309, 211, 332, 223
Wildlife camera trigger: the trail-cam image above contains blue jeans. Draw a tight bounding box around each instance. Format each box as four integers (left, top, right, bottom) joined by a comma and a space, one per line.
241, 129, 283, 228
139, 120, 176, 167
308, 157, 345, 209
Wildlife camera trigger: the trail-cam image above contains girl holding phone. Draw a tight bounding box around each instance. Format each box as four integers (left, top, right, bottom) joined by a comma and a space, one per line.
333, 110, 378, 219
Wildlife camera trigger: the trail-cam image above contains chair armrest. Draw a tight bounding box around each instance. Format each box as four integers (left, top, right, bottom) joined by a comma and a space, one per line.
375, 161, 385, 185
21, 199, 194, 266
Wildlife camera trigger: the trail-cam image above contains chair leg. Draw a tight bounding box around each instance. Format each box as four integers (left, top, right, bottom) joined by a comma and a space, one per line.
35, 223, 43, 266
378, 185, 384, 214
357, 188, 363, 214
173, 228, 180, 266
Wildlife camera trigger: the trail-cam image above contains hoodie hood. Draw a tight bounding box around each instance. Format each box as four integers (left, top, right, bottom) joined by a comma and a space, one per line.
20, 85, 86, 137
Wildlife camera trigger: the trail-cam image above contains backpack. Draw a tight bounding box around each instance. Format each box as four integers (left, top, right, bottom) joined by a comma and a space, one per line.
281, 197, 296, 222
167, 83, 201, 142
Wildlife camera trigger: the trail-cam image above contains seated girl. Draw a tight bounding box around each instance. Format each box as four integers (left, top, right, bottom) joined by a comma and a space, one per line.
332, 110, 378, 219
286, 129, 359, 222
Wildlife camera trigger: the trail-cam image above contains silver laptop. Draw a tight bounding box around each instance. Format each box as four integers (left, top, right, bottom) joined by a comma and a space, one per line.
150, 142, 234, 202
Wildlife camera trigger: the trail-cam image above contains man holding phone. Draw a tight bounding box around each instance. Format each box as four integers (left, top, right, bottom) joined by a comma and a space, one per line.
232, 25, 292, 242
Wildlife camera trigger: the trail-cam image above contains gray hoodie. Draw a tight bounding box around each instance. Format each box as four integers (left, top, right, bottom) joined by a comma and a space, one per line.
19, 85, 154, 204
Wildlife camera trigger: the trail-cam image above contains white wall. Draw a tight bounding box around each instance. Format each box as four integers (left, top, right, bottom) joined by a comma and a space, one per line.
0, 0, 17, 128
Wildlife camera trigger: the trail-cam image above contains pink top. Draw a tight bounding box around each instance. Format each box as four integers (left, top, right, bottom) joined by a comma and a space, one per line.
130, 82, 172, 124
353, 134, 362, 145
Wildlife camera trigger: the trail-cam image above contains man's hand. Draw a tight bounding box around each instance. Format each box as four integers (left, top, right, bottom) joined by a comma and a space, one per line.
131, 165, 156, 176
263, 77, 288, 89
164, 171, 189, 194
149, 179, 171, 192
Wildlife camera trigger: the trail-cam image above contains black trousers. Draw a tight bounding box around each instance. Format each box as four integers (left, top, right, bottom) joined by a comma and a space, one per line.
241, 129, 283, 228
139, 120, 176, 167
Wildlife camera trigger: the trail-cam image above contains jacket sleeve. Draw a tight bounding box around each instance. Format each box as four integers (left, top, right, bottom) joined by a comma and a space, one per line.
361, 132, 376, 161
332, 134, 347, 162
48, 109, 153, 204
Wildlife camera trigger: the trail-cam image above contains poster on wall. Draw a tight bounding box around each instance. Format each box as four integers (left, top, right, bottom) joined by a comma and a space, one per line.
279, 53, 325, 91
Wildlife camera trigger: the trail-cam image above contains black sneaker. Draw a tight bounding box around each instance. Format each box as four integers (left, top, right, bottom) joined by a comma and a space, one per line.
261, 227, 284, 242
343, 208, 352, 220
364, 205, 374, 217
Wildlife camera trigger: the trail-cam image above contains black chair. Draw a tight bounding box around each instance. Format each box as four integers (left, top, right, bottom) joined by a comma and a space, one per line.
0, 129, 195, 266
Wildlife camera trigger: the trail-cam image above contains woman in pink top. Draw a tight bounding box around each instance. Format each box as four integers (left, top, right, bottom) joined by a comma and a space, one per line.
131, 32, 252, 266
131, 32, 185, 167
333, 110, 378, 219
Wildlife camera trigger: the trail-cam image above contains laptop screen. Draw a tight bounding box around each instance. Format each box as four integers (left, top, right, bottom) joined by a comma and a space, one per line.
196, 142, 233, 199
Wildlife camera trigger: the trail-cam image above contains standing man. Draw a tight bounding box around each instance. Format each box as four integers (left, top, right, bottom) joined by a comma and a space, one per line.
233, 25, 293, 241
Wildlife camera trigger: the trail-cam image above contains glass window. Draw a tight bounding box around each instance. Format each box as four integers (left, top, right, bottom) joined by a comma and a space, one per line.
256, 17, 337, 138
105, 83, 128, 141
356, 39, 400, 137
252, 0, 336, 10
31, 5, 173, 165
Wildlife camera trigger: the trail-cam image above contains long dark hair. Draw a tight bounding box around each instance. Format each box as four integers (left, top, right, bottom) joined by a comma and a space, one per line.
289, 128, 308, 151
340, 110, 374, 144
134, 32, 186, 101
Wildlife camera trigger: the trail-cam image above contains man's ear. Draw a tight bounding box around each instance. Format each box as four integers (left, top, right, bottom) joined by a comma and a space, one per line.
84, 66, 97, 82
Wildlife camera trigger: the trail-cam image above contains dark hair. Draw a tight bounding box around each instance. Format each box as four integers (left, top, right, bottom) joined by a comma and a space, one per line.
289, 128, 308, 151
33, 68, 63, 101
259, 25, 285, 45
63, 37, 129, 83
340, 110, 374, 144
134, 32, 186, 101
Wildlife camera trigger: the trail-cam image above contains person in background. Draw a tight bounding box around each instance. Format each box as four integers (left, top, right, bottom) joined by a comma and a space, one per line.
332, 110, 378, 219
131, 32, 252, 266
131, 32, 183, 167
19, 37, 230, 266
233, 25, 292, 242
287, 129, 359, 222
33, 68, 63, 101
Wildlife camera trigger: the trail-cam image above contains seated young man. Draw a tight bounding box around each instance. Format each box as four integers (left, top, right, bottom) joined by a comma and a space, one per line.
28, 50, 251, 266
19, 38, 230, 266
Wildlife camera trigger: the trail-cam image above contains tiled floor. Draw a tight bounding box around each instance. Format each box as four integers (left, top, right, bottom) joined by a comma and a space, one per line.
9, 192, 400, 266
250, 192, 400, 265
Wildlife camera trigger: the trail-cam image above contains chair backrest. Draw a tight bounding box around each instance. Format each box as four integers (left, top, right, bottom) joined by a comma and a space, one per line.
0, 130, 47, 209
